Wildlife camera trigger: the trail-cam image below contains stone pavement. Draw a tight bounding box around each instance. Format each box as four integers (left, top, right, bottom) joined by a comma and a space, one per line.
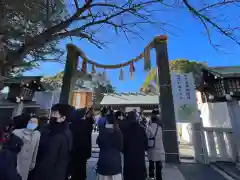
179, 163, 228, 180
213, 162, 240, 180
86, 159, 228, 180
86, 161, 185, 180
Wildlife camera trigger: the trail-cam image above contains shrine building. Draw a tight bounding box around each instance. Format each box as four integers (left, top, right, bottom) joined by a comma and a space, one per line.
100, 92, 159, 116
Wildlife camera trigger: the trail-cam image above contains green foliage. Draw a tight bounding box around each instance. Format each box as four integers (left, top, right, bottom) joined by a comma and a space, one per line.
140, 59, 207, 93
41, 71, 64, 90
1, 0, 68, 75
93, 83, 115, 104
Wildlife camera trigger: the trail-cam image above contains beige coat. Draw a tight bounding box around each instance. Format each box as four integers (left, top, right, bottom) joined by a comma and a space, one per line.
13, 129, 40, 180
146, 123, 165, 162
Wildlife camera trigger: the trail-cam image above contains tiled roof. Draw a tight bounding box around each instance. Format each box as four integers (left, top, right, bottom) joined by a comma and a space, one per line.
3, 76, 42, 84
204, 66, 240, 77
100, 92, 159, 105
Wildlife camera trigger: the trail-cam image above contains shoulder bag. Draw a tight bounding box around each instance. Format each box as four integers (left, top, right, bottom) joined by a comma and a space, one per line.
148, 125, 159, 149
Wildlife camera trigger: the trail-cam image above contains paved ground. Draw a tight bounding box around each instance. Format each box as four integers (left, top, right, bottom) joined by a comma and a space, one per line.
87, 159, 228, 180
86, 161, 186, 180
213, 162, 240, 180
179, 163, 228, 180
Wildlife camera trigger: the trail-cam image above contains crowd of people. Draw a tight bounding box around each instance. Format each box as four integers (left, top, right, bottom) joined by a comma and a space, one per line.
0, 104, 165, 180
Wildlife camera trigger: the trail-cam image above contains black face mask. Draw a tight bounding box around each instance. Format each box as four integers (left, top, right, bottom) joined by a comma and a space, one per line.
50, 117, 58, 124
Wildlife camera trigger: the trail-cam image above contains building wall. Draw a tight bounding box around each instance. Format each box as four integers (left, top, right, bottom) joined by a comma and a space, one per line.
35, 90, 93, 111
198, 102, 232, 128
72, 92, 93, 109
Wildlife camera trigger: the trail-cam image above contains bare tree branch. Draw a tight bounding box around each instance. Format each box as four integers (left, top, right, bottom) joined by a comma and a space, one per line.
1, 0, 240, 80
73, 0, 79, 9
182, 0, 240, 47
198, 0, 240, 12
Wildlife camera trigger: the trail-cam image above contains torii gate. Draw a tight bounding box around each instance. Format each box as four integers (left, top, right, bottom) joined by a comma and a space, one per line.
59, 35, 179, 163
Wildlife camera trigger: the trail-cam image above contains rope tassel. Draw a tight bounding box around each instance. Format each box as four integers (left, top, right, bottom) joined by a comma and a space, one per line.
81, 59, 87, 73
119, 68, 124, 80
91, 64, 96, 74
130, 62, 135, 80
144, 46, 151, 71
102, 69, 107, 81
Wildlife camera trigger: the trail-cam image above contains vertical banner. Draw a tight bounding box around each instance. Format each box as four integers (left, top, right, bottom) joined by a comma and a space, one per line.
171, 72, 198, 123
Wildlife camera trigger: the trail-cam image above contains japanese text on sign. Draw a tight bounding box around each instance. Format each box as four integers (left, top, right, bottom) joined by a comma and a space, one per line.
184, 74, 191, 100
176, 75, 184, 100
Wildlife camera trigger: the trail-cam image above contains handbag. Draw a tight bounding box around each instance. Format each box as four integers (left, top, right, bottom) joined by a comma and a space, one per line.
148, 125, 159, 149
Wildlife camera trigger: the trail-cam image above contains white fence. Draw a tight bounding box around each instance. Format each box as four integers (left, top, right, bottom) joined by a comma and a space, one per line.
91, 126, 238, 163
203, 127, 237, 163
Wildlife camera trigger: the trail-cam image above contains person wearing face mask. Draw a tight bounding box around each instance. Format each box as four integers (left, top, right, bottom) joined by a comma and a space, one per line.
32, 103, 72, 180
12, 116, 40, 180
146, 109, 165, 180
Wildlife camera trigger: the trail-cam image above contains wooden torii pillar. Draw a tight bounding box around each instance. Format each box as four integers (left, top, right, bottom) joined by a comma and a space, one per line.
59, 44, 80, 104
154, 36, 180, 163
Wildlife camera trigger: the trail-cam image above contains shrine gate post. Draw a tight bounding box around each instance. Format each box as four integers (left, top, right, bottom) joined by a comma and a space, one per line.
59, 44, 79, 104
154, 36, 180, 163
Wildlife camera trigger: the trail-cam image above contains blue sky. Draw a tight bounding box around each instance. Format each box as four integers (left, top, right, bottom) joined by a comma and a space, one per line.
25, 3, 240, 92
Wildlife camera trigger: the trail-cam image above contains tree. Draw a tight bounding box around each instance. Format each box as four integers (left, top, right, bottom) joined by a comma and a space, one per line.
41, 72, 65, 90
93, 82, 115, 105
140, 59, 207, 93
1, 0, 239, 83
0, 0, 67, 78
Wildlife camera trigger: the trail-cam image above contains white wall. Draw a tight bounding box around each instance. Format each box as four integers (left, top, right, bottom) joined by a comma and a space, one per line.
34, 91, 60, 109
178, 101, 234, 143
198, 102, 232, 128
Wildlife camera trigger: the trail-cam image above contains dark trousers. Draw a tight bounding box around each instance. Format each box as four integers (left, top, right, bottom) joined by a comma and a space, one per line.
68, 159, 87, 180
149, 160, 162, 180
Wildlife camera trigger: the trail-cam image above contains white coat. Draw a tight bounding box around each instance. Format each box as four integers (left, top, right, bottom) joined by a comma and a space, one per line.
146, 122, 165, 162
13, 128, 40, 180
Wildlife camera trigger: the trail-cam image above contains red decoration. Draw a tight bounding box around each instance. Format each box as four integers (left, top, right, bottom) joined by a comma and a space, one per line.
81, 59, 87, 73
130, 62, 135, 80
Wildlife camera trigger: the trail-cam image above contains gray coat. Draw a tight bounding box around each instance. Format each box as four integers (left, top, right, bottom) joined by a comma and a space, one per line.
146, 123, 165, 162
13, 129, 40, 180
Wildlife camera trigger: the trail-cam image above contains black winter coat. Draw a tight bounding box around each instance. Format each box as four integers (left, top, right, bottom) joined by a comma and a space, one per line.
97, 127, 122, 176
0, 134, 23, 180
122, 121, 148, 180
32, 122, 72, 180
70, 117, 93, 160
